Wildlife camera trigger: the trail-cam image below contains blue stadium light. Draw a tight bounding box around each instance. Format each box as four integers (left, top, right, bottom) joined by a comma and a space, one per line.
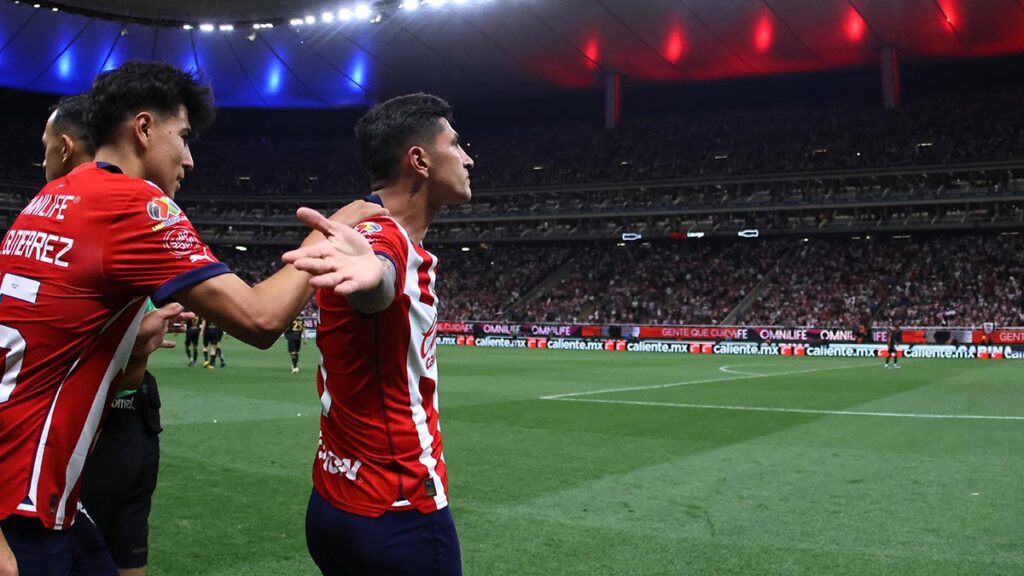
354, 3, 371, 19
622, 233, 642, 241
57, 50, 73, 80
338, 8, 353, 21
182, 24, 194, 30
402, 0, 420, 11
290, 18, 304, 26
304, 15, 316, 24
737, 229, 759, 238
218, 24, 234, 31
321, 11, 335, 23
266, 64, 282, 94
199, 23, 215, 32
348, 53, 367, 92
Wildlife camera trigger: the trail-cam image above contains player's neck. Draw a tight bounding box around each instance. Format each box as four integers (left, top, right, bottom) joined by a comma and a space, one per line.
93, 145, 146, 183
374, 184, 441, 245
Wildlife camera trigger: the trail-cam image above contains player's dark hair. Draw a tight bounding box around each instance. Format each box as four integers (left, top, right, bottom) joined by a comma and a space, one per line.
87, 61, 215, 148
355, 93, 453, 188
48, 94, 96, 156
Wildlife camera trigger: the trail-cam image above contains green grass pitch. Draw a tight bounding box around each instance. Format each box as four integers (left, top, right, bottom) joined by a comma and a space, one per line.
144, 338, 1024, 575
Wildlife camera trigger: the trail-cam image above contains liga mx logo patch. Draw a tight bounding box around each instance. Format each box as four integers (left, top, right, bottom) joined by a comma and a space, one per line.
147, 197, 181, 220
147, 197, 188, 231
355, 222, 382, 236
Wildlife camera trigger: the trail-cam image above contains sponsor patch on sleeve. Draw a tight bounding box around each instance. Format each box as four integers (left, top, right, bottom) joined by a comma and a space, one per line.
355, 222, 383, 236
147, 197, 189, 231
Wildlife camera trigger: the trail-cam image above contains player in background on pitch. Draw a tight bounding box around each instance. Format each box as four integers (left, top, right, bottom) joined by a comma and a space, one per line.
286, 315, 304, 373
201, 317, 225, 369
885, 325, 902, 368
284, 93, 473, 576
0, 61, 385, 575
184, 314, 203, 367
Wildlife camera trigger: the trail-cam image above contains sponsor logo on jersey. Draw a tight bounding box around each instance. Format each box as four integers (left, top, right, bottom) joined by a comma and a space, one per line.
355, 222, 383, 236
421, 315, 438, 370
189, 248, 215, 264
163, 228, 200, 258
148, 197, 188, 231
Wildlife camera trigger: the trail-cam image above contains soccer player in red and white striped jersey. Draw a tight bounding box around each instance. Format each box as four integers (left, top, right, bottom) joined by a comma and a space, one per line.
0, 63, 384, 576
287, 93, 474, 576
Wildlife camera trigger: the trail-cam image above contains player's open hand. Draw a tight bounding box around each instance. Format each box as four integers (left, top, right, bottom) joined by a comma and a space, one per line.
132, 303, 195, 359
329, 199, 389, 227
283, 208, 385, 296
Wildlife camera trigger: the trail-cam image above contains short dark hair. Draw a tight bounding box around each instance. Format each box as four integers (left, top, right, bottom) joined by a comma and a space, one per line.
49, 93, 96, 156
87, 61, 215, 148
355, 93, 453, 187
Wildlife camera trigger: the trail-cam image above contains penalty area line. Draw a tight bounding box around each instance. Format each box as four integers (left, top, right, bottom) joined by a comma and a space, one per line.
545, 397, 1024, 421
540, 362, 871, 400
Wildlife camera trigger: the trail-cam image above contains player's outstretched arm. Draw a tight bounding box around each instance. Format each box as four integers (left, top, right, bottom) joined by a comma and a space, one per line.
0, 527, 17, 576
173, 201, 387, 349
283, 207, 394, 313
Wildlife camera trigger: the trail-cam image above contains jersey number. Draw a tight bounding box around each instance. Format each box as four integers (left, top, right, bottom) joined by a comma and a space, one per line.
0, 324, 26, 404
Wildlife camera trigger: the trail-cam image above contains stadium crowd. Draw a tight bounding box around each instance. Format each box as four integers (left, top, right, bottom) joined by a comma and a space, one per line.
0, 87, 1020, 330
205, 233, 1022, 328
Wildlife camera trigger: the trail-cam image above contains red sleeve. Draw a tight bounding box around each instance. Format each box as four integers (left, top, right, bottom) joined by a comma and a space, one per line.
103, 185, 230, 305
357, 217, 409, 293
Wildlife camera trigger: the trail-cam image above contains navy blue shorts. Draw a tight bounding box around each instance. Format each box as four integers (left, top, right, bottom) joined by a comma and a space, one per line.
305, 488, 462, 576
1, 512, 117, 576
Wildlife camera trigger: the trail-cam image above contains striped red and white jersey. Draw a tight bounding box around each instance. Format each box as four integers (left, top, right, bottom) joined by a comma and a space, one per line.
314, 215, 447, 517
0, 162, 229, 529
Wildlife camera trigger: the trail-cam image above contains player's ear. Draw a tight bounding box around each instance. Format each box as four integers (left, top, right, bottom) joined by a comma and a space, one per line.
59, 134, 75, 163
408, 146, 429, 178
133, 111, 155, 148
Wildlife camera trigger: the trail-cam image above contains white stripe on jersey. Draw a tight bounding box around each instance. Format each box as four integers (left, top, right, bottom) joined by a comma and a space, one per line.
29, 299, 145, 529
394, 223, 447, 511
319, 360, 332, 416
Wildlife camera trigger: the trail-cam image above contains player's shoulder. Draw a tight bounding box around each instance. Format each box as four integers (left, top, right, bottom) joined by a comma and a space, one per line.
355, 216, 409, 245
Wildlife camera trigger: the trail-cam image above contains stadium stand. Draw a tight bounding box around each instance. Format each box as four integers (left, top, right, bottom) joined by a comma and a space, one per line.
1, 88, 1021, 329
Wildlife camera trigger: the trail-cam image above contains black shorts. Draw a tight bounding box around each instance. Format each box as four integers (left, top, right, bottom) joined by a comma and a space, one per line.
203, 327, 223, 347
79, 403, 160, 569
286, 332, 302, 353
888, 343, 898, 355
185, 328, 200, 347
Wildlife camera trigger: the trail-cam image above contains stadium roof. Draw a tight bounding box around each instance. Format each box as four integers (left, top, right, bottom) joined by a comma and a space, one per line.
2, 0, 1023, 108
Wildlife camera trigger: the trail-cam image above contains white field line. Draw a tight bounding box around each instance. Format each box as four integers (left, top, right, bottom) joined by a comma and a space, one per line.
540, 363, 870, 400
718, 364, 776, 376
545, 397, 1024, 421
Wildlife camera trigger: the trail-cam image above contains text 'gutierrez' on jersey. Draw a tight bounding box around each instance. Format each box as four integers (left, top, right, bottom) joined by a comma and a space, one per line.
0, 162, 230, 530
314, 215, 446, 517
